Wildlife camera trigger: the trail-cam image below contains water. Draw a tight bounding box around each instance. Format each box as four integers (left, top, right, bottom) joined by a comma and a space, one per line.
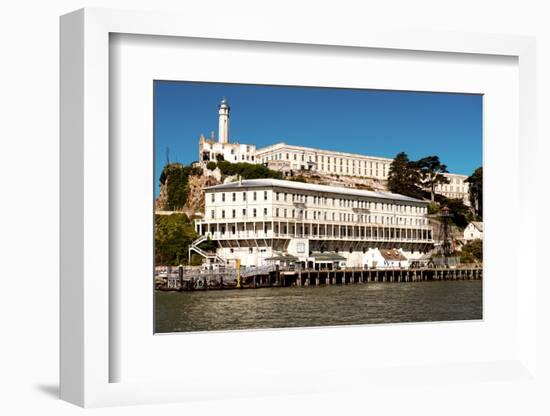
155, 280, 482, 333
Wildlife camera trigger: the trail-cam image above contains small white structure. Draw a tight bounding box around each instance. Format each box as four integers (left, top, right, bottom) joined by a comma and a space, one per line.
198, 98, 257, 165
364, 248, 410, 269
463, 221, 483, 241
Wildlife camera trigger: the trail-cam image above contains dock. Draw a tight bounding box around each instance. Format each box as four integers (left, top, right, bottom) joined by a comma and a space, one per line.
158, 265, 482, 291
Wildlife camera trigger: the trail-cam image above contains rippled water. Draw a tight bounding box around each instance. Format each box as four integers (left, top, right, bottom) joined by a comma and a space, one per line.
155, 280, 482, 333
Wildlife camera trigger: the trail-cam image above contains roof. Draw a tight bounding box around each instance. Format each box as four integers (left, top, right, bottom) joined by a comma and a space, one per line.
311, 252, 347, 261
204, 178, 426, 204
265, 253, 299, 261
379, 249, 408, 261
469, 221, 483, 232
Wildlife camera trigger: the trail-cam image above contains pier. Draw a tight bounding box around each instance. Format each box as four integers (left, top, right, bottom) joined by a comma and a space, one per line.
158, 265, 482, 291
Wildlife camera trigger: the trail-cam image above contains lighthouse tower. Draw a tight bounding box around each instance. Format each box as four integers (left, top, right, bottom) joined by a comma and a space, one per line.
218, 97, 230, 144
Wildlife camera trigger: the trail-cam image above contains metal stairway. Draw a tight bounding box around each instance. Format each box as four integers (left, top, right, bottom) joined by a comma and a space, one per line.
188, 235, 224, 264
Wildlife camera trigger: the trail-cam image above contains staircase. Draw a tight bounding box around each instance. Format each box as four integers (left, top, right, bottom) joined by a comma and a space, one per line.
188, 235, 224, 264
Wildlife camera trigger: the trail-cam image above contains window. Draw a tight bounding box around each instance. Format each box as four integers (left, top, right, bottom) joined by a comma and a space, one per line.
253, 191, 257, 201
253, 209, 257, 217
232, 193, 236, 202
249, 247, 253, 254
211, 210, 215, 219
264, 208, 268, 216
221, 210, 225, 219
211, 193, 215, 203
243, 192, 247, 201
276, 192, 279, 201
242, 209, 246, 216
264, 191, 268, 201
276, 208, 279, 217
222, 193, 226, 202
232, 209, 236, 218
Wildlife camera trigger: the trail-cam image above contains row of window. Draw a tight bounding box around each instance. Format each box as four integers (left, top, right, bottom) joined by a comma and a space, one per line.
211, 190, 269, 203
209, 191, 426, 214
209, 208, 426, 225
437, 184, 468, 192
262, 151, 389, 169
204, 224, 432, 240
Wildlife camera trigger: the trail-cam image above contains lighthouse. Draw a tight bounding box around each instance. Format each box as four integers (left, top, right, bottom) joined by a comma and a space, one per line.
218, 97, 230, 144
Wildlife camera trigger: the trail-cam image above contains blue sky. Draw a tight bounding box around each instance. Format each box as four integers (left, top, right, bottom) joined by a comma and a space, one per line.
154, 81, 482, 196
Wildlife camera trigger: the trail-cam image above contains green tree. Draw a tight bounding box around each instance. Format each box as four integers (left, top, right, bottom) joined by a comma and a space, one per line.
206, 161, 217, 171
417, 156, 450, 202
154, 213, 198, 265
216, 161, 282, 180
158, 163, 203, 210
387, 152, 424, 199
466, 167, 483, 219
445, 198, 473, 229
460, 239, 483, 264
215, 154, 225, 162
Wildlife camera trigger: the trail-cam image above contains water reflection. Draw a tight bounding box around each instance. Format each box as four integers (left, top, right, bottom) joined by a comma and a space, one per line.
155, 280, 482, 333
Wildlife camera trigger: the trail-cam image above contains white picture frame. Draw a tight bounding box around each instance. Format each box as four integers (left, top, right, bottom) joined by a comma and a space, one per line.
60, 8, 538, 408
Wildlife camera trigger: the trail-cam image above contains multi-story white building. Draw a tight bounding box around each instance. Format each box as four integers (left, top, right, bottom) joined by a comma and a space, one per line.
195, 179, 433, 269
198, 98, 257, 165
434, 173, 470, 205
256, 142, 393, 180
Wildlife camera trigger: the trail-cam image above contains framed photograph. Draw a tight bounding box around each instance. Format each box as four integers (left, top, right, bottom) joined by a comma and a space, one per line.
60, 8, 538, 408
153, 81, 483, 334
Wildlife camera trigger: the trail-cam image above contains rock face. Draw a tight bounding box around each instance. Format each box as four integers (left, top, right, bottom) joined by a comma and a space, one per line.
155, 178, 170, 211
287, 170, 388, 192
155, 170, 220, 216
184, 173, 219, 213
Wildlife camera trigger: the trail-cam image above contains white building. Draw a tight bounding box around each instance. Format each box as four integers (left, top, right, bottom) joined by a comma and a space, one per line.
197, 100, 471, 205
198, 98, 257, 165
195, 179, 433, 269
463, 221, 483, 241
256, 143, 471, 205
434, 172, 470, 206
256, 142, 393, 180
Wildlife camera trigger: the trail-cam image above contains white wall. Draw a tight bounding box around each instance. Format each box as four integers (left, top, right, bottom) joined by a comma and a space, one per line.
1, 1, 549, 416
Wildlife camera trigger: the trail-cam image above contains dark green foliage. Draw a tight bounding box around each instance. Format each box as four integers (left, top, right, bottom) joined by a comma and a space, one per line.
387, 152, 424, 199
189, 254, 203, 266
159, 163, 203, 210
444, 198, 473, 229
460, 239, 483, 263
154, 213, 198, 266
416, 155, 450, 202
198, 236, 217, 252
206, 161, 217, 171
466, 167, 483, 219
427, 203, 440, 215
215, 154, 225, 162
216, 160, 282, 179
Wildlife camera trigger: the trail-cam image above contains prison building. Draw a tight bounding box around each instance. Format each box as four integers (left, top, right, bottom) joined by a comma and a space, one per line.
195, 179, 434, 268
434, 172, 470, 206
255, 142, 393, 180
